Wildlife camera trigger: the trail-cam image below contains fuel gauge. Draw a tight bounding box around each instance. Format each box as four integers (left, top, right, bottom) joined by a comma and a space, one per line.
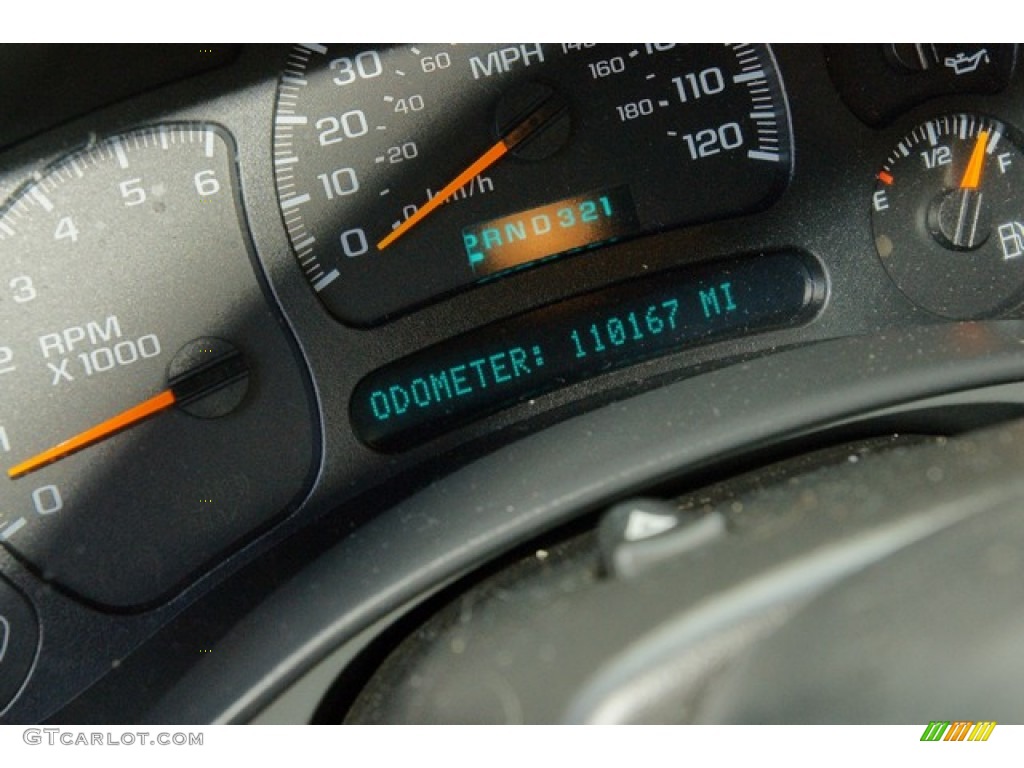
871, 113, 1024, 318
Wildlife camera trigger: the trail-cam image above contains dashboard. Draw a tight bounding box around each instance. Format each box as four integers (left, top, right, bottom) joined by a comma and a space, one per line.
2, 43, 1024, 724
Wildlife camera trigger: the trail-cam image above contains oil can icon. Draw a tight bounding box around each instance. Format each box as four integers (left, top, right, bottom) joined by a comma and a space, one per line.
943, 49, 990, 76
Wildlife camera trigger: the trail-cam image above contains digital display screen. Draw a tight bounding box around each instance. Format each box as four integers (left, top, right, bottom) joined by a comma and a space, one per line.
351, 252, 822, 451
463, 186, 640, 277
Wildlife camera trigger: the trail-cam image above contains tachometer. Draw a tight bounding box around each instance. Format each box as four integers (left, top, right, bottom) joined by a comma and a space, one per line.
0, 125, 316, 609
273, 44, 792, 326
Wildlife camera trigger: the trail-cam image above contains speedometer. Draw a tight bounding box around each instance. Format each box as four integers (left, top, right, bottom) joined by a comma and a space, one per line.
274, 44, 792, 326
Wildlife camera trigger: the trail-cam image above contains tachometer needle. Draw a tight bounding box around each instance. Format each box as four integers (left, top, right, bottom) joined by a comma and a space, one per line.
959, 129, 990, 190
7, 347, 247, 480
7, 390, 176, 479
377, 95, 568, 251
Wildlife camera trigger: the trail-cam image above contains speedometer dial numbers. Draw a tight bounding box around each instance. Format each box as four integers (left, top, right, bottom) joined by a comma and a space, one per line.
274, 44, 793, 326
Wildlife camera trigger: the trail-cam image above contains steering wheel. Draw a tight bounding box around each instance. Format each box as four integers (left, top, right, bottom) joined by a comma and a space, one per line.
53, 320, 1024, 723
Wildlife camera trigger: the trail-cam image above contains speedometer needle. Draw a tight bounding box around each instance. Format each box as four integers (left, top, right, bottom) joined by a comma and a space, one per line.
7, 348, 247, 480
377, 95, 568, 251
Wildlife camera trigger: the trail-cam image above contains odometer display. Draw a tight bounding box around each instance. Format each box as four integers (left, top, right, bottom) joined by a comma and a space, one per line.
350, 251, 821, 450
274, 44, 792, 326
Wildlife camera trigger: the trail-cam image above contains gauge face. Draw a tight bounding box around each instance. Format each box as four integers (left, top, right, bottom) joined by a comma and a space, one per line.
0, 125, 315, 608
274, 44, 792, 326
871, 113, 1024, 318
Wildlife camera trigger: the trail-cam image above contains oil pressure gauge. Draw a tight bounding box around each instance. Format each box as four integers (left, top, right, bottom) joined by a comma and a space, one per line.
871, 113, 1024, 318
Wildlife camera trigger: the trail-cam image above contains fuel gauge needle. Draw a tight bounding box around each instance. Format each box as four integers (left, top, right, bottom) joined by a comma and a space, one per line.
960, 129, 990, 190
947, 129, 990, 249
377, 95, 568, 251
7, 347, 247, 480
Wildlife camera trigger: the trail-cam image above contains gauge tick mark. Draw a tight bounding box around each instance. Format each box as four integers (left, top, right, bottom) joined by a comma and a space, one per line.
733, 70, 765, 84
280, 193, 311, 210
0, 518, 26, 541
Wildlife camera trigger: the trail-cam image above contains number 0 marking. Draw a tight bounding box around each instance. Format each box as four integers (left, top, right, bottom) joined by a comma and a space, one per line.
32, 485, 63, 515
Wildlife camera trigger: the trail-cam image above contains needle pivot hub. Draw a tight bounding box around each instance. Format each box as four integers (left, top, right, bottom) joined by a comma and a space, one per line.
928, 189, 991, 251
168, 338, 249, 419
494, 82, 571, 162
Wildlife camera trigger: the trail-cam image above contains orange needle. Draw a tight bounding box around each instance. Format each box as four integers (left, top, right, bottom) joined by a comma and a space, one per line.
7, 390, 176, 479
377, 94, 568, 251
377, 140, 509, 251
959, 129, 990, 190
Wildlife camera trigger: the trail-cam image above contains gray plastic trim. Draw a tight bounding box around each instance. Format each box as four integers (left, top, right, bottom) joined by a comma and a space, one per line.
142, 320, 1024, 723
